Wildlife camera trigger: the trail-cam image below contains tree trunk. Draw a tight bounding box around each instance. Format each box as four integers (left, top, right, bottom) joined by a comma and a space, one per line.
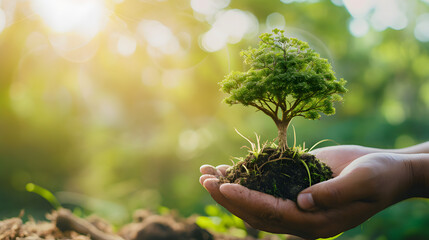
276, 120, 290, 151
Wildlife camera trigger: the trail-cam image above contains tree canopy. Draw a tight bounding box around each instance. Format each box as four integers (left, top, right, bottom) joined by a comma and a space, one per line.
220, 29, 347, 149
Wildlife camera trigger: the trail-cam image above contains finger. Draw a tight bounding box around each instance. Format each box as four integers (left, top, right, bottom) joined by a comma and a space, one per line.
219, 183, 304, 233
199, 174, 217, 186
218, 183, 373, 239
200, 165, 222, 176
202, 179, 246, 213
216, 165, 231, 176
202, 180, 275, 230
298, 168, 375, 211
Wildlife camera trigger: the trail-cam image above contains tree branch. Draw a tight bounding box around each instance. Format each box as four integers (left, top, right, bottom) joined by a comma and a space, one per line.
259, 99, 275, 114
295, 97, 326, 114
249, 102, 279, 122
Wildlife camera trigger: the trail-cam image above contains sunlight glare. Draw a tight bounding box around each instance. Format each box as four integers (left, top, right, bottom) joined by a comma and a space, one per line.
0, 8, 5, 34
30, 0, 108, 39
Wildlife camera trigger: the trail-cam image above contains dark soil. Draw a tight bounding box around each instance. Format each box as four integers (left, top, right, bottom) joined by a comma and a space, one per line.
221, 147, 333, 201
0, 208, 291, 240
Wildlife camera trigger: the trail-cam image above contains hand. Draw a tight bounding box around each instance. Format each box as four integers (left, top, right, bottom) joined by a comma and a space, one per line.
200, 151, 417, 239
310, 145, 387, 176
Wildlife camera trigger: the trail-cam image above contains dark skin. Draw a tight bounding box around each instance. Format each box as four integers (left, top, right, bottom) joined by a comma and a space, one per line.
200, 143, 429, 239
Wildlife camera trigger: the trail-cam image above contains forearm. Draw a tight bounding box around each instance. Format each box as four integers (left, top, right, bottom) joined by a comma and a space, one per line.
394, 141, 429, 154
350, 141, 429, 156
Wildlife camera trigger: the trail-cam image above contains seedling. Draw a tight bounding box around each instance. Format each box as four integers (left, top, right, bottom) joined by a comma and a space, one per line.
26, 183, 61, 210
219, 29, 347, 201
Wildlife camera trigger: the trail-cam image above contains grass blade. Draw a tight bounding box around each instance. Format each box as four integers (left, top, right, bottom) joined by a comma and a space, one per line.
300, 160, 312, 187
235, 128, 255, 151
309, 139, 337, 152
26, 183, 61, 210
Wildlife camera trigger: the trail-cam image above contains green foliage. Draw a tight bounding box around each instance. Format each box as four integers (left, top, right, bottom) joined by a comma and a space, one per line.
196, 205, 247, 237
220, 29, 347, 148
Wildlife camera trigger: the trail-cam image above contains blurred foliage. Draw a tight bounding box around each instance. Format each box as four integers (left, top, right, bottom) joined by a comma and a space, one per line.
196, 205, 248, 238
1, 0, 429, 239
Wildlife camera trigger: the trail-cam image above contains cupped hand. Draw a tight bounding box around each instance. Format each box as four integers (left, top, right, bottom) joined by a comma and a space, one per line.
309, 145, 387, 176
200, 149, 415, 239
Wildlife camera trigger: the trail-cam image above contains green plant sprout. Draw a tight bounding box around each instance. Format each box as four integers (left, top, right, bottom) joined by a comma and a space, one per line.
232, 126, 335, 187
220, 29, 347, 151
234, 129, 267, 159
26, 183, 61, 210
300, 159, 312, 187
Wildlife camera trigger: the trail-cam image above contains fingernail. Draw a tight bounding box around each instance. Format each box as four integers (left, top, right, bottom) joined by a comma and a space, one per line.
298, 193, 315, 210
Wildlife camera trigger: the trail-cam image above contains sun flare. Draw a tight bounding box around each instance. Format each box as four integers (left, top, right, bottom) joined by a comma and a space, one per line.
30, 0, 109, 39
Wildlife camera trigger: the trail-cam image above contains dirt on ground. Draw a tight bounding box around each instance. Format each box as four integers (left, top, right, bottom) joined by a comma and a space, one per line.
0, 208, 287, 240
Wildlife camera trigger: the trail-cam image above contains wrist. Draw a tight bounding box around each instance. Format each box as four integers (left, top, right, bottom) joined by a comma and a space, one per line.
406, 154, 429, 198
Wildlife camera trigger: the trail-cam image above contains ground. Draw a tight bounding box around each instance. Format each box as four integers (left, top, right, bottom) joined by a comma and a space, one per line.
0, 208, 296, 240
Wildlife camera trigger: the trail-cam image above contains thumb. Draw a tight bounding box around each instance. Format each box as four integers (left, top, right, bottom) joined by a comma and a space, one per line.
297, 171, 373, 211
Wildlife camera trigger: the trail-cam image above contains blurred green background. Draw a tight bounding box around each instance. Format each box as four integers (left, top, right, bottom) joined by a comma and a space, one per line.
1, 0, 429, 239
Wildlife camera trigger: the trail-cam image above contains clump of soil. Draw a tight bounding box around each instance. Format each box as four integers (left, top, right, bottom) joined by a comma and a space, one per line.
221, 147, 333, 201
119, 209, 214, 240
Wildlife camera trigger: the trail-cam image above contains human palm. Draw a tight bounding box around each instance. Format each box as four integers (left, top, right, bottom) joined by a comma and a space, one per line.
200, 145, 415, 239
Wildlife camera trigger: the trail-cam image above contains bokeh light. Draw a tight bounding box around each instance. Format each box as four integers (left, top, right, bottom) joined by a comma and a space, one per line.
266, 12, 286, 30
415, 14, 429, 42
348, 18, 369, 37
191, 0, 230, 16
343, 0, 408, 36
30, 0, 108, 38
281, 0, 319, 3
201, 9, 258, 52
116, 34, 137, 56
137, 20, 181, 55
0, 8, 5, 34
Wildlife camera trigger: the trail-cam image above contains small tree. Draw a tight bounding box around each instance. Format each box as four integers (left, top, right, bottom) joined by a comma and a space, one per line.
220, 29, 347, 150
